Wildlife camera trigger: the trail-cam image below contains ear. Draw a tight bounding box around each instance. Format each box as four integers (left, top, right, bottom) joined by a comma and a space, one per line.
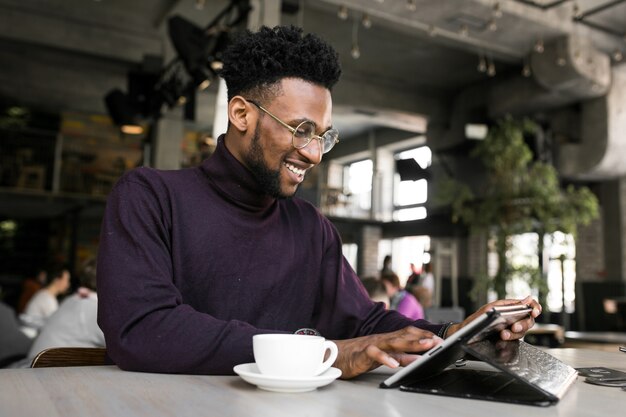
228, 96, 253, 133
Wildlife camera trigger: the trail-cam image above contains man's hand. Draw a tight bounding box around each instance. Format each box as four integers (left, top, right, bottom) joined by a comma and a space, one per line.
332, 327, 441, 379
446, 295, 542, 341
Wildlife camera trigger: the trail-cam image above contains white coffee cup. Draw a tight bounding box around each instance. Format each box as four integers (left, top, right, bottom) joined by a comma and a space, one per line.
253, 334, 338, 378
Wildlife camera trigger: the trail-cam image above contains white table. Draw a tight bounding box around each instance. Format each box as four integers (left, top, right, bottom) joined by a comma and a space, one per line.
1, 348, 624, 417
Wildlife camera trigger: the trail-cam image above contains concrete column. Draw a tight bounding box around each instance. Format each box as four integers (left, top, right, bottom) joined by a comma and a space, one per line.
466, 231, 489, 305
153, 113, 184, 169
621, 177, 626, 280
359, 225, 382, 278
575, 214, 604, 282
600, 179, 624, 281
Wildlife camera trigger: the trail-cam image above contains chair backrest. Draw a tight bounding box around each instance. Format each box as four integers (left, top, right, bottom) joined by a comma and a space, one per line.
30, 347, 107, 368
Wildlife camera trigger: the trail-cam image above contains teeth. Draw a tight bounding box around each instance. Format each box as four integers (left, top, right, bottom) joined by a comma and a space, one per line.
284, 162, 305, 176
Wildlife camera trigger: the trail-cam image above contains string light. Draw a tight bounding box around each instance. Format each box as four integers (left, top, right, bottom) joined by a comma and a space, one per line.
351, 17, 361, 59
522, 59, 532, 77
613, 50, 624, 62
406, 0, 416, 12
337, 5, 349, 20
362, 14, 372, 29
487, 57, 496, 77
477, 55, 487, 73
556, 40, 566, 66
534, 39, 545, 53
492, 1, 503, 18
487, 18, 497, 32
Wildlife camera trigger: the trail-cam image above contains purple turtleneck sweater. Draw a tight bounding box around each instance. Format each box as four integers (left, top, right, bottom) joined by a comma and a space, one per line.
97, 137, 444, 374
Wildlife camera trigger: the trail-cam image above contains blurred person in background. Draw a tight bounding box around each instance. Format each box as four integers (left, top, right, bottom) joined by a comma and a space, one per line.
0, 301, 32, 367
381, 255, 394, 275
405, 262, 421, 290
361, 276, 388, 307
381, 272, 424, 320
10, 258, 104, 368
17, 268, 47, 314
20, 265, 71, 337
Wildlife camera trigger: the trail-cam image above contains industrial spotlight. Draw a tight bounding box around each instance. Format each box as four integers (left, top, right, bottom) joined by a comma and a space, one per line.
395, 158, 432, 182
104, 89, 144, 135
104, 0, 251, 132
168, 15, 217, 91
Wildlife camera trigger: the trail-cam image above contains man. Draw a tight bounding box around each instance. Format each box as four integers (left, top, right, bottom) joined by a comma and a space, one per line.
97, 25, 540, 379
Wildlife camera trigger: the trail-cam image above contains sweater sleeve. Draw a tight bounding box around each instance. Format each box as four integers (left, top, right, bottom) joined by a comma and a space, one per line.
312, 217, 443, 340
96, 173, 283, 375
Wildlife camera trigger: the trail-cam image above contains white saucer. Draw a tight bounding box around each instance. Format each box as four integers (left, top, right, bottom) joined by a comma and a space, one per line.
233, 363, 342, 393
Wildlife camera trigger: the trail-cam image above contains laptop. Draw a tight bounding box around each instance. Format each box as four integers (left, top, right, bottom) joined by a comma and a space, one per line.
380, 305, 578, 406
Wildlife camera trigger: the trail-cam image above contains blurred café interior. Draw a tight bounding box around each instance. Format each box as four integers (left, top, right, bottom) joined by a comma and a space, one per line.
1, 0, 626, 352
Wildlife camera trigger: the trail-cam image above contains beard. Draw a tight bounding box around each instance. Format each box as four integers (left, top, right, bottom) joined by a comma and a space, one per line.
242, 124, 292, 199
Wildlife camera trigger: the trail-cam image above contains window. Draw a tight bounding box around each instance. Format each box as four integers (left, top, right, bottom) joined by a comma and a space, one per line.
342, 243, 358, 271
546, 232, 576, 313
488, 232, 576, 312
342, 159, 373, 218
379, 236, 430, 286
393, 146, 431, 221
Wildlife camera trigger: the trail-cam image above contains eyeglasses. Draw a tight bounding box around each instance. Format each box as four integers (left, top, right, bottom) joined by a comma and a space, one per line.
246, 99, 339, 154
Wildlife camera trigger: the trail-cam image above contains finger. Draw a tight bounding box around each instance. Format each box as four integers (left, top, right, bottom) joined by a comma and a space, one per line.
501, 316, 535, 340
520, 296, 542, 317
365, 344, 400, 368
388, 352, 420, 367
378, 327, 438, 352
490, 298, 527, 307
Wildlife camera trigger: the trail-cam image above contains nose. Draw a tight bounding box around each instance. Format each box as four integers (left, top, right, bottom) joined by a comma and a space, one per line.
298, 137, 323, 164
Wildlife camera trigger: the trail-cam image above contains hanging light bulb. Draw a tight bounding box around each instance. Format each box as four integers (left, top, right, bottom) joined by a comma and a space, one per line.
573, 49, 581, 60
406, 0, 417, 12
459, 24, 469, 37
572, 2, 581, 18
556, 56, 567, 66
522, 62, 532, 77
427, 24, 437, 37
477, 55, 487, 73
487, 18, 497, 32
493, 1, 503, 18
195, 0, 205, 10
337, 5, 349, 20
613, 50, 624, 62
487, 58, 496, 77
351, 44, 361, 59
351, 17, 360, 59
362, 14, 372, 29
534, 39, 545, 53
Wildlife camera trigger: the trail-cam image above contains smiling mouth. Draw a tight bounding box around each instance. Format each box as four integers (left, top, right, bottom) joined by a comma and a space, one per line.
284, 162, 306, 178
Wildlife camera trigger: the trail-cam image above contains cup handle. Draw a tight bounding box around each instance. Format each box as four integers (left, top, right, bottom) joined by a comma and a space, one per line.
316, 340, 338, 375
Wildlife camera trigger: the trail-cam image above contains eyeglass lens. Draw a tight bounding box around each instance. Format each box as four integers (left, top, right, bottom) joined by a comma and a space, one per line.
292, 121, 338, 154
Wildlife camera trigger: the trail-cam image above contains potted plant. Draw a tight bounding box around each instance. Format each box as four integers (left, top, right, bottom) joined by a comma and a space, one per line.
438, 116, 599, 305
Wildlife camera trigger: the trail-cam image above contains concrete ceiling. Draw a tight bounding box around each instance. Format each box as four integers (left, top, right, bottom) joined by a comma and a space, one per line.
1, 0, 625, 144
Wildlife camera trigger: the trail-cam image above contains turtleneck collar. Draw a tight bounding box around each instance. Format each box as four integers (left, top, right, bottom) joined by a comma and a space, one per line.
199, 135, 276, 212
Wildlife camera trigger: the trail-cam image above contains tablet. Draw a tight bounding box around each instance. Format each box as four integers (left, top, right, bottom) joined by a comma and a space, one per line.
380, 304, 532, 388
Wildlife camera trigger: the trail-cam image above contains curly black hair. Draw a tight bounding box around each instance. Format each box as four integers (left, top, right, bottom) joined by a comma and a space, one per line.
219, 25, 341, 101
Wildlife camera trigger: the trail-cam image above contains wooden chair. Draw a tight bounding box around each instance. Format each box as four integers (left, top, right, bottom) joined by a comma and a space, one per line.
30, 347, 107, 368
